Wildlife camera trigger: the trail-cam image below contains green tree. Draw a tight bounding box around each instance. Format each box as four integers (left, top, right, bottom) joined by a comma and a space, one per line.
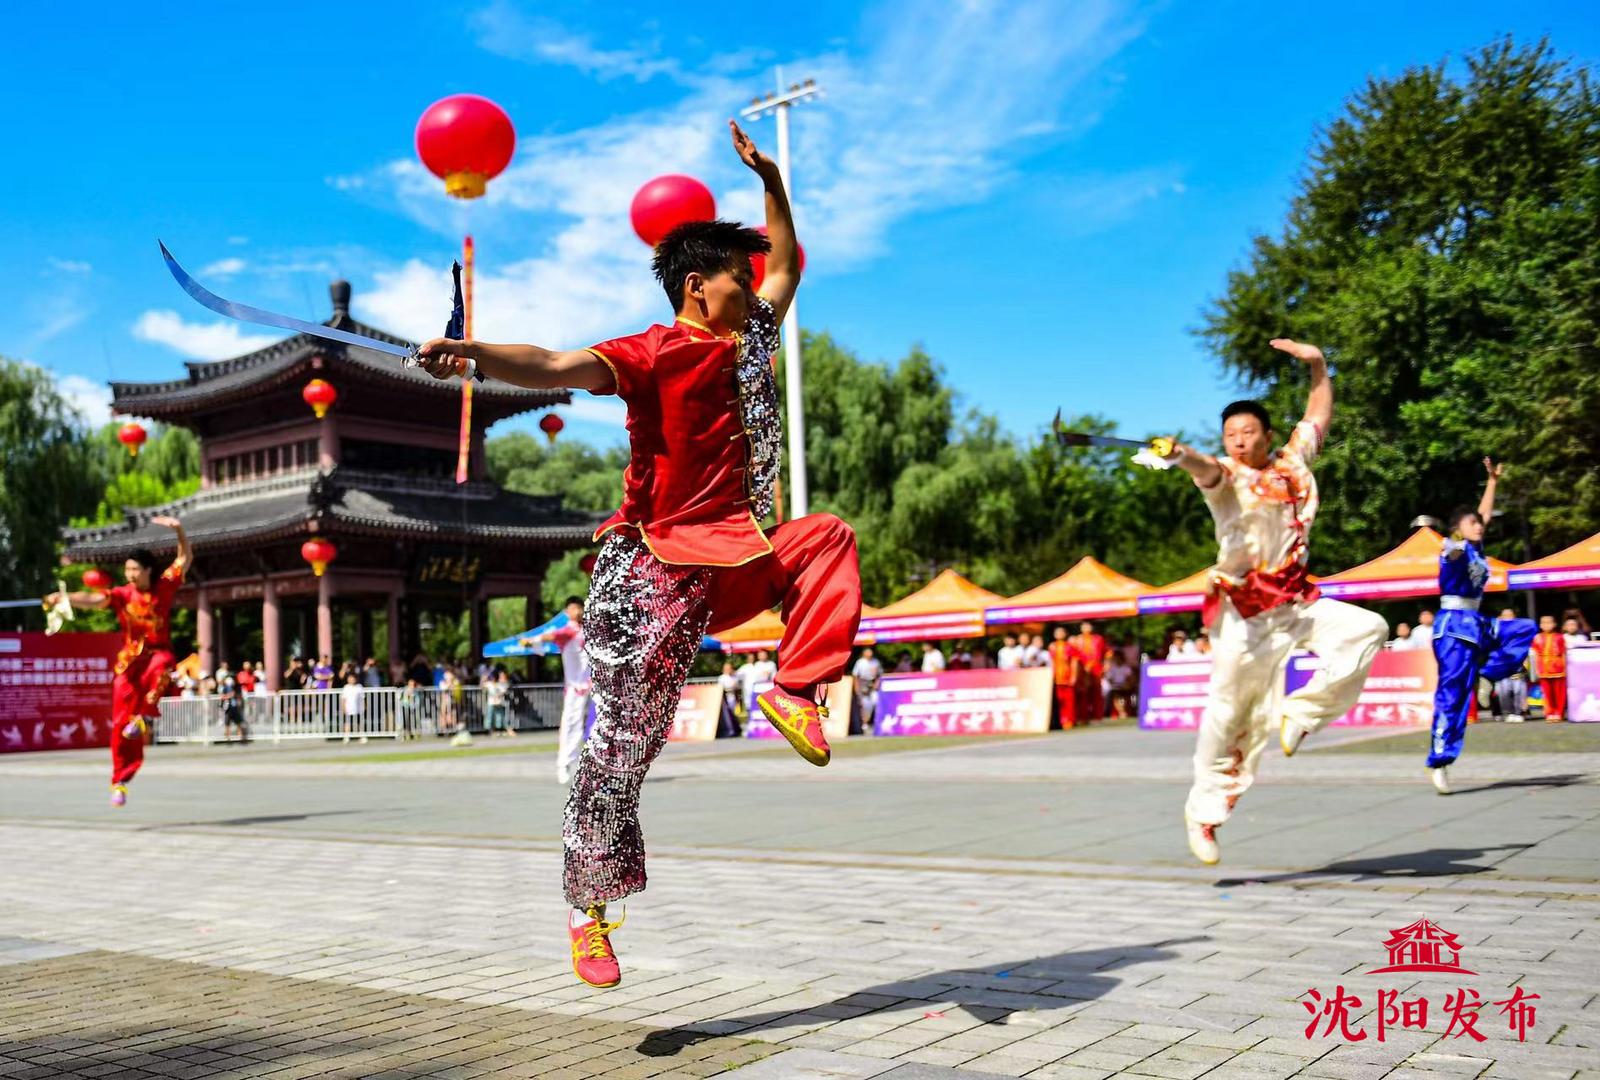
1200, 38, 1600, 567
0, 358, 107, 598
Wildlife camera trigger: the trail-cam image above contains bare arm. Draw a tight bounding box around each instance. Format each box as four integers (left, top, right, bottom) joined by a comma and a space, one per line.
152, 515, 191, 575
46, 590, 110, 610
1166, 442, 1225, 490
731, 120, 801, 322
413, 339, 613, 393
1270, 338, 1332, 434
1478, 457, 1502, 524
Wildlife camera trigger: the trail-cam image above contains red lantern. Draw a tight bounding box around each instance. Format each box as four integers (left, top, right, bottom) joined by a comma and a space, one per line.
415, 95, 516, 200
630, 175, 716, 246
579, 553, 597, 575
117, 422, 147, 457
302, 378, 337, 420
539, 412, 565, 444
82, 568, 112, 592
301, 537, 337, 578
749, 225, 807, 293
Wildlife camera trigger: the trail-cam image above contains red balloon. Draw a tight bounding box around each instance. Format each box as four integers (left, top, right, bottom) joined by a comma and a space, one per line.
416, 95, 516, 199
630, 175, 716, 246
749, 225, 806, 293
82, 568, 112, 592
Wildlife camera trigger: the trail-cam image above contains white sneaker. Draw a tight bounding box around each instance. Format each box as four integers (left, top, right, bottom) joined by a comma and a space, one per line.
1430, 767, 1451, 795
1506, 714, 1524, 724
1185, 817, 1220, 865
556, 769, 570, 786
1279, 719, 1306, 757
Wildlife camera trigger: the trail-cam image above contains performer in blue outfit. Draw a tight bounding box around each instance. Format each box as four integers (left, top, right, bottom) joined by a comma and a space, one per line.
1428, 458, 1537, 794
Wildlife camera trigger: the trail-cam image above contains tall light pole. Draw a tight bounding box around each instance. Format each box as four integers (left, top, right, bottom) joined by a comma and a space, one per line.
741, 74, 821, 521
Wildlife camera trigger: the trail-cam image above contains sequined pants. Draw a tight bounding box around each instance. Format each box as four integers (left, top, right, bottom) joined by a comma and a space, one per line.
562, 515, 860, 907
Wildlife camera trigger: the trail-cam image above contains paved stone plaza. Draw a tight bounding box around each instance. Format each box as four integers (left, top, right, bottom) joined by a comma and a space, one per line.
2, 724, 1597, 1078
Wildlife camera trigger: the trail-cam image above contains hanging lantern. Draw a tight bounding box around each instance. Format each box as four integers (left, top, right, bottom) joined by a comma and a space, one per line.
749, 225, 807, 292
82, 568, 112, 592
630, 175, 716, 246
302, 378, 337, 420
539, 412, 565, 444
117, 422, 147, 457
579, 553, 597, 575
415, 95, 516, 200
300, 537, 337, 578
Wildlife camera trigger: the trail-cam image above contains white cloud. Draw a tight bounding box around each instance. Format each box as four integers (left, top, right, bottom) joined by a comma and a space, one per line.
470, 2, 686, 83
227, 235, 249, 246
1044, 167, 1188, 235
342, 0, 1148, 356
47, 257, 92, 275
132, 310, 280, 360
56, 374, 112, 424
199, 256, 247, 277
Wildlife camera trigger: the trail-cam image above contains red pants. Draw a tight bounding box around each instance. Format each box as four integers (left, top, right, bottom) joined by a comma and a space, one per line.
1054, 684, 1077, 729
1541, 677, 1567, 720
111, 649, 171, 786
1076, 682, 1103, 723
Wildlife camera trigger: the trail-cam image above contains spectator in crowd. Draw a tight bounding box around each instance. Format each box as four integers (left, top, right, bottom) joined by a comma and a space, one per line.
408, 652, 432, 687
1070, 621, 1109, 721
485, 667, 511, 736
282, 657, 307, 691
312, 655, 334, 690
737, 649, 778, 712
920, 642, 946, 673
717, 662, 743, 738
437, 669, 459, 733
893, 651, 915, 673
1413, 609, 1436, 648
236, 661, 256, 695
1195, 629, 1212, 656
997, 634, 1024, 671
1104, 648, 1136, 719
1023, 634, 1050, 669
340, 672, 366, 742
1563, 610, 1591, 647
217, 664, 247, 742
1491, 608, 1528, 721
1168, 629, 1200, 658
1532, 614, 1567, 723
177, 668, 199, 697
1389, 622, 1415, 649
949, 645, 972, 670
1048, 626, 1082, 728
399, 677, 422, 740
361, 657, 383, 688
852, 647, 883, 734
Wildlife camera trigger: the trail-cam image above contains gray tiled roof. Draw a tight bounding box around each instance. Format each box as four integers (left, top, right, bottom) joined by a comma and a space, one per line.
61, 467, 603, 562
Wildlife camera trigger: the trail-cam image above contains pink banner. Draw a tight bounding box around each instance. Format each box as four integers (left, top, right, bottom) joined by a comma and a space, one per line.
1139, 647, 1438, 730
0, 632, 122, 754
874, 668, 1053, 737
742, 680, 852, 742
668, 682, 722, 742
1568, 645, 1600, 723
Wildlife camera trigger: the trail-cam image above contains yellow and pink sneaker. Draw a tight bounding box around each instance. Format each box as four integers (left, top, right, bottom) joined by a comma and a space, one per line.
756, 685, 831, 766
569, 907, 624, 988
110, 784, 128, 808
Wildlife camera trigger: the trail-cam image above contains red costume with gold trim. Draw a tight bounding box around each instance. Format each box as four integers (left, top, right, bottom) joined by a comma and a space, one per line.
1533, 630, 1567, 720
1069, 630, 1109, 721
562, 298, 862, 909
105, 562, 184, 785
1048, 639, 1083, 729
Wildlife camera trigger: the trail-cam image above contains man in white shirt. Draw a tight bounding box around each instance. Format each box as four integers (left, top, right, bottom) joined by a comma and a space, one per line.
851, 648, 884, 731
996, 635, 1025, 671
921, 643, 946, 673
523, 597, 593, 785
1389, 622, 1418, 651
1412, 609, 1436, 648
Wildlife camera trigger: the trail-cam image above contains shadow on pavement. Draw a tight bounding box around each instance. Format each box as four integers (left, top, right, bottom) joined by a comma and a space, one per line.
137, 809, 374, 830
1453, 773, 1589, 794
638, 935, 1208, 1058
1215, 843, 1535, 887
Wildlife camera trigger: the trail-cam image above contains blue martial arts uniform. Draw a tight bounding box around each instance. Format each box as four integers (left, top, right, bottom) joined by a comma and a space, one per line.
1428, 539, 1538, 768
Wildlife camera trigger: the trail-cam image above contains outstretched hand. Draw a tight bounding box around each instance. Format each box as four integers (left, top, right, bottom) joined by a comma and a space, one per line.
1483, 456, 1503, 480
416, 338, 467, 380
1269, 338, 1324, 364
730, 120, 778, 177
151, 514, 182, 530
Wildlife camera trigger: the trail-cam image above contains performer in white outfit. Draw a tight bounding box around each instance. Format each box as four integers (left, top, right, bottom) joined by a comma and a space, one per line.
524, 596, 593, 785
1162, 339, 1387, 865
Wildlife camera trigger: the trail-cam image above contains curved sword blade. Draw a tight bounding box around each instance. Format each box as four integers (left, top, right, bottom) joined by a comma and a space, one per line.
158, 241, 413, 359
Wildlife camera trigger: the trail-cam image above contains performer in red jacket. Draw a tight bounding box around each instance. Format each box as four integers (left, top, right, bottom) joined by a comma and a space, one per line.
417, 121, 862, 989
47, 515, 190, 807
1532, 614, 1568, 722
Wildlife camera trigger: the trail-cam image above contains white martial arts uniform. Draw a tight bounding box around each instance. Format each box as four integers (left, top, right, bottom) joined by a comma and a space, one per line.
551, 624, 593, 785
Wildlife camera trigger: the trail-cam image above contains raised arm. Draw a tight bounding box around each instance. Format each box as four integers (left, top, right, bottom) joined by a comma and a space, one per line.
1478, 457, 1502, 524
730, 120, 801, 322
1270, 338, 1332, 435
152, 515, 191, 576
414, 340, 614, 393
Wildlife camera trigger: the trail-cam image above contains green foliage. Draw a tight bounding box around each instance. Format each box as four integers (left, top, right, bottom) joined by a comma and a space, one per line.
1199, 37, 1600, 566
74, 423, 202, 527
0, 357, 107, 598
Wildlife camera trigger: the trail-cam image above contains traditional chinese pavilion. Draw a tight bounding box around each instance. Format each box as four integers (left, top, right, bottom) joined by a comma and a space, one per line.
62, 281, 601, 689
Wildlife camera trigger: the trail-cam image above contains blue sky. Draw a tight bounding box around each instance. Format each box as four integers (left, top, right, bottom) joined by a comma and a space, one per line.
5, 0, 1596, 449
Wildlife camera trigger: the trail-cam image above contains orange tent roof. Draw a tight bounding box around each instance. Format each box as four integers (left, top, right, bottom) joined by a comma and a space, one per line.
1319, 527, 1509, 600
1136, 568, 1214, 614
859, 569, 1002, 641
986, 556, 1153, 623
1508, 531, 1600, 591
715, 605, 881, 653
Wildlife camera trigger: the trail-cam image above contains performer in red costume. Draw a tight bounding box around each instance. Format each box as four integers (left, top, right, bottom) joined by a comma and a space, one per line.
1069, 621, 1110, 722
416, 121, 862, 989
46, 515, 190, 807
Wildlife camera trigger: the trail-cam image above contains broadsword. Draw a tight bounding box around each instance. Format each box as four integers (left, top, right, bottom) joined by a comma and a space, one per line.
1051, 410, 1173, 458
158, 242, 475, 378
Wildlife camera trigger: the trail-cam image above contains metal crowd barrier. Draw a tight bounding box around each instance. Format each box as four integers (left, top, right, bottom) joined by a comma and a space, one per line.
154, 683, 569, 745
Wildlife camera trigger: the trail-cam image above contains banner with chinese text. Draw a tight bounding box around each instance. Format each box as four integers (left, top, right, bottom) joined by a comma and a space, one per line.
1568, 645, 1600, 723
873, 668, 1053, 737
0, 632, 121, 754
1139, 648, 1437, 730
742, 679, 852, 742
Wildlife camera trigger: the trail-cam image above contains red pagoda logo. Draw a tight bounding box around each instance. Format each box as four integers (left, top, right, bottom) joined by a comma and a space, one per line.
1368, 918, 1476, 975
